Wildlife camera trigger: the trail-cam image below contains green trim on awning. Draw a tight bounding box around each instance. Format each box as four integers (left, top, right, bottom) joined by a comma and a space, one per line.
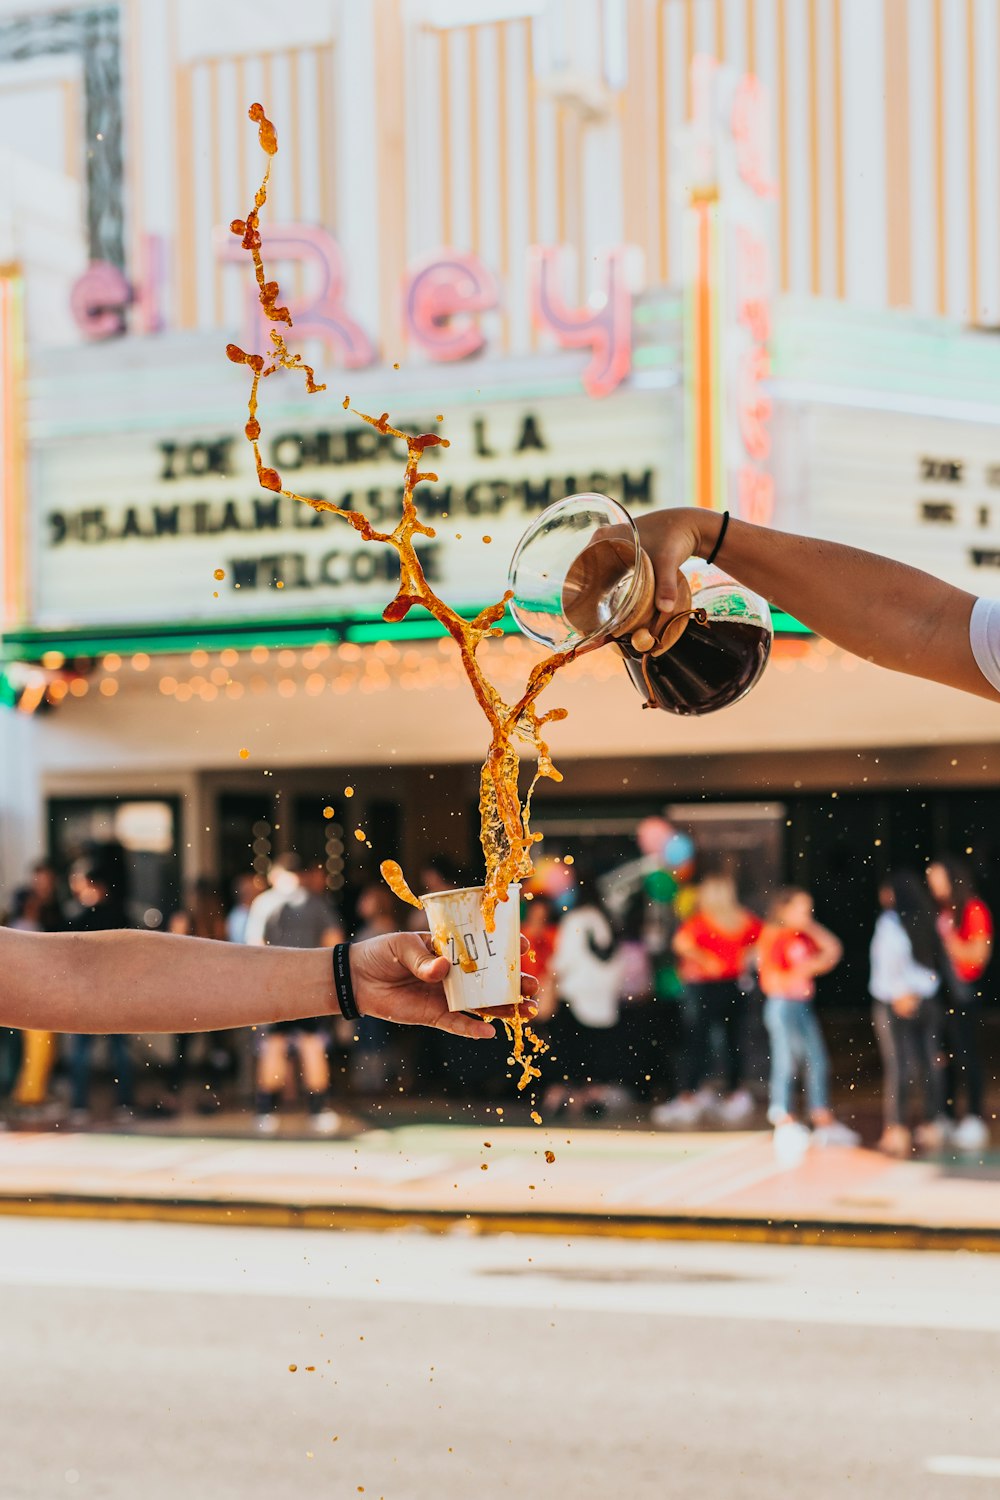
1, 607, 811, 663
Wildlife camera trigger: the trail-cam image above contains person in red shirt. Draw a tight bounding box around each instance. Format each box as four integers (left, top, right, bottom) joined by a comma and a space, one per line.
520, 894, 558, 1022
926, 858, 994, 1151
757, 888, 859, 1154
652, 875, 761, 1127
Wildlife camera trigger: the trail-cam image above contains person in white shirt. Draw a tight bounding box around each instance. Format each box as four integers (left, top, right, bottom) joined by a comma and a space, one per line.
869, 871, 947, 1157
548, 869, 626, 1117
637, 508, 1000, 701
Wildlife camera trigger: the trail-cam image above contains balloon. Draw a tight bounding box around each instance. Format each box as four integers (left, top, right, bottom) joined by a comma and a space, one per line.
643, 869, 677, 904
663, 831, 695, 870
637, 816, 672, 856
527, 856, 575, 899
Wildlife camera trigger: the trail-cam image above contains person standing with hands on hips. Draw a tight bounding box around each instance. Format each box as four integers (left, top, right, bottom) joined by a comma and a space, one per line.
757, 888, 859, 1157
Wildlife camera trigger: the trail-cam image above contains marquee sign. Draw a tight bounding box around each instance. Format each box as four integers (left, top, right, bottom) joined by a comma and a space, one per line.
29, 389, 681, 632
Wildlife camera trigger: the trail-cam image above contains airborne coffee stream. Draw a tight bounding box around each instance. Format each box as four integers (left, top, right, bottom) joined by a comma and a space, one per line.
227, 103, 554, 1091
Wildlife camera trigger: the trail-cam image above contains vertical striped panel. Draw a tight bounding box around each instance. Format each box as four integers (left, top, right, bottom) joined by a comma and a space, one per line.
0, 271, 27, 624
907, 0, 935, 315
407, 25, 441, 260
665, 0, 687, 282
932, 0, 947, 314
965, 0, 978, 321
173, 46, 334, 333
840, 0, 886, 307
446, 28, 472, 252
773, 0, 790, 289
726, 0, 747, 70
503, 18, 531, 352
814, 0, 837, 296
655, 0, 670, 283
784, 0, 809, 294
973, 0, 1000, 324
883, 0, 911, 308
942, 0, 969, 319
831, 0, 845, 297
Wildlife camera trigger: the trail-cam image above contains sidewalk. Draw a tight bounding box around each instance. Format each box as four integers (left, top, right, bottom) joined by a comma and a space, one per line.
2, 1123, 1000, 1248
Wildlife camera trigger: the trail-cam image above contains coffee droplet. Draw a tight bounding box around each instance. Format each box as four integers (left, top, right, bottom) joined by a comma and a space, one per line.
342, 395, 350, 409
354, 829, 366, 842
323, 806, 335, 819
288, 1364, 298, 1372
545, 1150, 555, 1163
214, 568, 225, 581
239, 748, 250, 760
344, 786, 355, 797
483, 535, 492, 544
530, 1111, 542, 1125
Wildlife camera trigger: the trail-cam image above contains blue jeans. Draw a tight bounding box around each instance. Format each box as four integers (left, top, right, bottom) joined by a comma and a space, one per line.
763, 997, 829, 1122
69, 1035, 134, 1112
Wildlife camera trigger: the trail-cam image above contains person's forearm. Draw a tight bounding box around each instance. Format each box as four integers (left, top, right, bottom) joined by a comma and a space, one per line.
0, 928, 335, 1034
687, 512, 993, 700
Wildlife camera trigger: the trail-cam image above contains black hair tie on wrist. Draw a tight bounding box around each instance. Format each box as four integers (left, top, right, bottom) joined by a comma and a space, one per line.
705, 510, 730, 568
332, 943, 360, 1021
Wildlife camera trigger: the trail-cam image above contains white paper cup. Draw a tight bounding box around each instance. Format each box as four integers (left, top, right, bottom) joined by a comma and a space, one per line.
420, 883, 522, 1013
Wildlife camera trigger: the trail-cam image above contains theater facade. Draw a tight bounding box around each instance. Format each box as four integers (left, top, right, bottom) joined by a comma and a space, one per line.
2, 2, 1000, 951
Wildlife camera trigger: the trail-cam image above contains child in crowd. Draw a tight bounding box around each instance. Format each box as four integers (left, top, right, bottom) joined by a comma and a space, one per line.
758, 888, 859, 1156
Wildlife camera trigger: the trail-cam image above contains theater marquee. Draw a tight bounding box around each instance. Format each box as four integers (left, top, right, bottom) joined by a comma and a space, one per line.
29, 390, 681, 634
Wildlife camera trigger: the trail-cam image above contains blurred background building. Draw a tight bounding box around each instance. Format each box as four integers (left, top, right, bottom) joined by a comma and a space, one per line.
1, 0, 1000, 987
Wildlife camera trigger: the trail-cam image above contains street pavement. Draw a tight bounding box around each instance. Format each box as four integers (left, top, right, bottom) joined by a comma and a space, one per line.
2, 1217, 999, 1499
2, 1123, 1000, 1245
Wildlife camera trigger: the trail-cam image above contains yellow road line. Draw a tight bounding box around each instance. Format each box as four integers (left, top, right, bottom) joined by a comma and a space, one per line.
0, 1195, 998, 1253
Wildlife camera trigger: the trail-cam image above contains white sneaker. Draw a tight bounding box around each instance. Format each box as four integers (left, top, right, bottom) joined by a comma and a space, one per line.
255, 1113, 279, 1135
309, 1109, 341, 1136
953, 1115, 990, 1153
718, 1089, 754, 1125
812, 1120, 861, 1148
773, 1120, 812, 1167
651, 1091, 711, 1128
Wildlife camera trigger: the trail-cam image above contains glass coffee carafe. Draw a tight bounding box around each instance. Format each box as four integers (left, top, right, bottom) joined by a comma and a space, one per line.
507, 494, 772, 716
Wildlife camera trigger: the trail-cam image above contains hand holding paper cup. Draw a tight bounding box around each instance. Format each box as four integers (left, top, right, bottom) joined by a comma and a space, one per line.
420, 883, 522, 1014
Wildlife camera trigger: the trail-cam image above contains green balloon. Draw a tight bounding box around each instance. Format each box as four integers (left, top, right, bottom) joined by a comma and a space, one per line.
644, 869, 678, 903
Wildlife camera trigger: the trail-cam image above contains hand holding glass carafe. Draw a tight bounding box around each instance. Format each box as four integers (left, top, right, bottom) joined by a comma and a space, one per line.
508, 496, 772, 715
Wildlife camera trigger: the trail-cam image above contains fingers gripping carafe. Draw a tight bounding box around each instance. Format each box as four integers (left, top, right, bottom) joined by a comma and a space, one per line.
507, 495, 772, 716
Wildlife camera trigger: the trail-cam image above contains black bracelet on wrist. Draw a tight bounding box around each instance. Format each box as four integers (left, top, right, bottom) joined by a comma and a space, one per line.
332, 943, 360, 1021
705, 510, 730, 567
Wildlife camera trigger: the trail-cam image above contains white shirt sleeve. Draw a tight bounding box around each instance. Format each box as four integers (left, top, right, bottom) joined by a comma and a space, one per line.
970, 597, 1000, 693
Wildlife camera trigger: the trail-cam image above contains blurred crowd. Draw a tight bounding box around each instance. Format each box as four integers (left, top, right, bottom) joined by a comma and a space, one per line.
0, 842, 993, 1158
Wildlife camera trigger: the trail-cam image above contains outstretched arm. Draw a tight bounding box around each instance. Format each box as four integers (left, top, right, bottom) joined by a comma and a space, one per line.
636, 508, 1000, 702
0, 927, 535, 1040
